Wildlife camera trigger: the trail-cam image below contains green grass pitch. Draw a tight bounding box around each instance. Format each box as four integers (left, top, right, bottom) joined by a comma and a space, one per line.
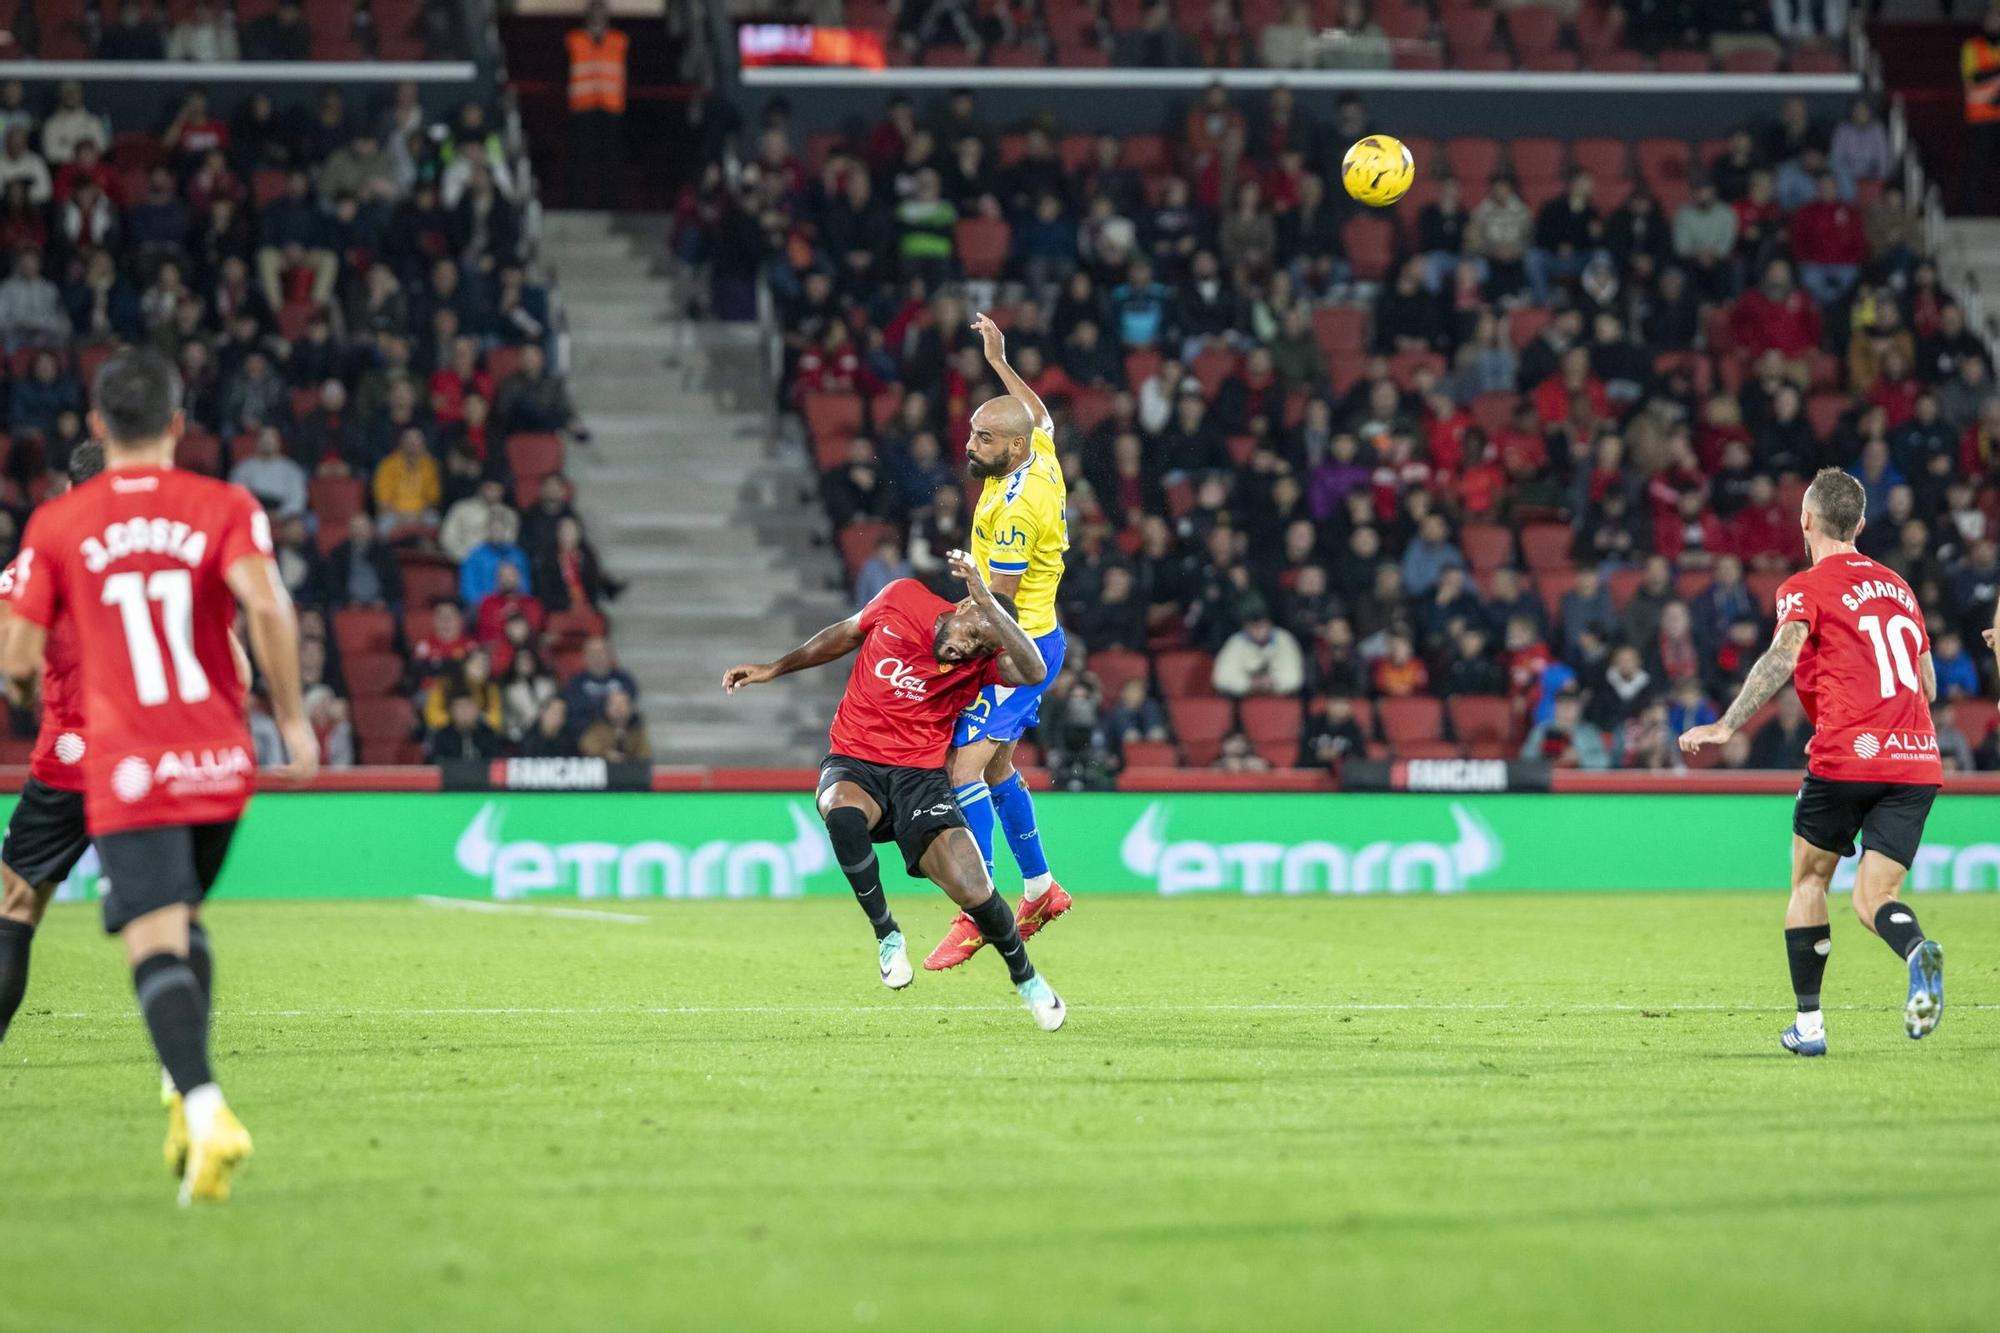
5, 892, 2000, 1332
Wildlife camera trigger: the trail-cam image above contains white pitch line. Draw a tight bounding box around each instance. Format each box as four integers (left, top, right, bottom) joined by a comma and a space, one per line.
414, 895, 649, 925
38, 1001, 2000, 1020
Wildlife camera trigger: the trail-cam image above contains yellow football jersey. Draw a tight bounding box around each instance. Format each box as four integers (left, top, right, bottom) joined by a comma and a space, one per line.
971, 425, 1067, 637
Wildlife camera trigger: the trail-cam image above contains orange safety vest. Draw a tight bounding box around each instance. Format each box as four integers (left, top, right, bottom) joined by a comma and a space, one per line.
1964, 35, 2000, 123
567, 28, 629, 115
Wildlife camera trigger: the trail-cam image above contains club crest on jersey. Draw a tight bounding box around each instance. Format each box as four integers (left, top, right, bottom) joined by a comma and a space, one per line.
873, 656, 933, 700
80, 517, 208, 574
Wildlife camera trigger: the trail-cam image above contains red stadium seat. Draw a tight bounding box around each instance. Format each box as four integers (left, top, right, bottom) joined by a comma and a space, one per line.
1635, 137, 1693, 190
1508, 306, 1553, 349
1057, 133, 1095, 173
1123, 348, 1162, 390
1461, 522, 1515, 575
1121, 134, 1171, 173
1067, 388, 1115, 435
333, 607, 395, 655
1169, 696, 1233, 767
548, 607, 608, 642
837, 520, 894, 576
1525, 51, 1580, 72
1470, 390, 1519, 435
1377, 697, 1445, 744
1189, 345, 1239, 398
1123, 739, 1180, 768
1313, 305, 1368, 355
487, 344, 526, 386
1657, 48, 1711, 72
177, 428, 221, 476
1722, 47, 1780, 73
1520, 522, 1573, 573
1535, 568, 1580, 622
1340, 215, 1396, 283
1675, 570, 1713, 602
1088, 648, 1150, 697
229, 432, 258, 465
399, 555, 460, 608
506, 432, 565, 483
76, 341, 119, 389
1443, 7, 1498, 55
1395, 739, 1463, 760
1587, 50, 1646, 72
1790, 47, 1845, 74
802, 392, 864, 449
1444, 136, 1503, 186
1153, 649, 1216, 698
1806, 393, 1847, 441
1447, 694, 1514, 748
1502, 6, 1562, 60
1606, 568, 1644, 608
288, 387, 320, 422
310, 476, 365, 552
352, 698, 418, 755
1576, 5, 1624, 55
1508, 136, 1566, 184
1569, 137, 1630, 182
1747, 571, 1790, 611
343, 652, 404, 698
954, 217, 1010, 279
1951, 700, 1998, 745
1240, 696, 1303, 746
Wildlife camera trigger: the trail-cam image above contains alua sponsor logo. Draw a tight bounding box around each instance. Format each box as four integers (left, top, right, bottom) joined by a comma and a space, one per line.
1852, 732, 1937, 761
874, 656, 932, 699
112, 746, 252, 801
1119, 801, 1501, 894
453, 800, 830, 900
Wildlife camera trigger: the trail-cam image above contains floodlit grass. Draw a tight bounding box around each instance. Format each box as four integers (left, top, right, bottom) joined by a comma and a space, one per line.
5, 893, 1999, 1332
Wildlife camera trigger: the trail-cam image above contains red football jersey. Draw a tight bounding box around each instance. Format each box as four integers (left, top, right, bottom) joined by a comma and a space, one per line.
11, 466, 271, 834
0, 557, 86, 792
1774, 553, 1942, 785
826, 579, 1001, 769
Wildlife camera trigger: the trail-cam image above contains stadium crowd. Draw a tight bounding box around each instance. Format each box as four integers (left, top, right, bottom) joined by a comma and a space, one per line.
0, 77, 631, 767
677, 84, 2000, 777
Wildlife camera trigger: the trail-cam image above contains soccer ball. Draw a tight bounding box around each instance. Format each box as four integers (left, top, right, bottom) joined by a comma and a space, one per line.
1342, 135, 1415, 208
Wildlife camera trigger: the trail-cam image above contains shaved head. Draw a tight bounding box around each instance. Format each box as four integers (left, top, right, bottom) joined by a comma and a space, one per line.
967, 395, 1034, 479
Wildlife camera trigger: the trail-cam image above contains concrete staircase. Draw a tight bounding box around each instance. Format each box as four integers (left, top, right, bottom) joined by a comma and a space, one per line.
1937, 217, 2000, 349
538, 212, 847, 766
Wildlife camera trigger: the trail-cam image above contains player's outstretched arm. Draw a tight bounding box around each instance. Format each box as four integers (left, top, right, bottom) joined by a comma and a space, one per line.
1918, 650, 1938, 705
971, 311, 1053, 435
722, 615, 864, 693
225, 554, 319, 782
1679, 620, 1808, 753
0, 609, 43, 709
949, 548, 1045, 687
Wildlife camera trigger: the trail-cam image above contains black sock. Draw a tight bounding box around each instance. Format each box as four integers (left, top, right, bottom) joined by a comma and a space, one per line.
1873, 901, 1927, 961
966, 892, 1035, 986
825, 807, 899, 940
132, 952, 212, 1094
0, 918, 33, 1043
186, 922, 214, 1039
1784, 924, 1831, 1012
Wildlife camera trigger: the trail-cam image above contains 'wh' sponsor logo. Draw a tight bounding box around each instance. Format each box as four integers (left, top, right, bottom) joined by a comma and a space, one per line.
1119, 801, 1501, 894
454, 801, 830, 899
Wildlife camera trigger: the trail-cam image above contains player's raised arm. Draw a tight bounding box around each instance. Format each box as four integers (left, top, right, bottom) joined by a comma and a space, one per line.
971, 311, 1052, 435
224, 552, 318, 782
723, 614, 864, 692
948, 549, 1045, 686
1680, 620, 1809, 753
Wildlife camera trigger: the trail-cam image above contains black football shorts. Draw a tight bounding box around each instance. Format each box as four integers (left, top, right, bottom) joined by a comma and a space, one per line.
817, 753, 965, 877
0, 777, 91, 890
94, 821, 239, 935
1793, 774, 1937, 870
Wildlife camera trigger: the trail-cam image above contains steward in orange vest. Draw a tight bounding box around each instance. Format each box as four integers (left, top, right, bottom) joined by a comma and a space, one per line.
565, 1, 628, 208
567, 6, 629, 115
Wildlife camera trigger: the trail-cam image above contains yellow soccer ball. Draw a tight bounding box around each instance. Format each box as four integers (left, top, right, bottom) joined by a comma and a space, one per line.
1342, 135, 1415, 207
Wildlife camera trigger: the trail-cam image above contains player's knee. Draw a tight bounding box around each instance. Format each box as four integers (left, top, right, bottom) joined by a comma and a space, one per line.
947, 748, 986, 785
822, 805, 873, 865
0, 868, 44, 925
983, 752, 1017, 787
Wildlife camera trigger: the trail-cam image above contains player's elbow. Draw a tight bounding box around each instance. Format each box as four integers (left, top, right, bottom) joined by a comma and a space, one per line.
1014, 652, 1048, 686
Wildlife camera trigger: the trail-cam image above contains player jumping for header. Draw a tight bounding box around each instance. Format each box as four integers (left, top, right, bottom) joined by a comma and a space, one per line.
925, 312, 1075, 972
1680, 468, 1945, 1055
722, 550, 1065, 1030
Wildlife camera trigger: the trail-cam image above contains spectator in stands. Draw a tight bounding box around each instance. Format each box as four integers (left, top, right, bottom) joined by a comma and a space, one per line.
1932, 628, 1981, 700
441, 476, 518, 565
8, 348, 79, 441
566, 636, 638, 726
1521, 688, 1612, 770
256, 169, 336, 312
1673, 179, 1738, 301
459, 512, 533, 606
1104, 679, 1170, 746
1530, 172, 1608, 301
168, 1, 241, 62
0, 247, 70, 351
1830, 98, 1891, 186
321, 512, 402, 610
1791, 172, 1868, 308
474, 560, 544, 647
40, 82, 106, 167
373, 424, 442, 538
231, 424, 308, 520
854, 535, 912, 607
1213, 599, 1305, 697
271, 513, 323, 609
493, 341, 584, 439
0, 128, 50, 206
1749, 688, 1812, 768
578, 684, 651, 762
1468, 177, 1534, 302
1259, 0, 1316, 68
243, 0, 312, 61
426, 691, 503, 763
499, 646, 560, 742
519, 695, 577, 758
1398, 513, 1466, 598
425, 646, 503, 737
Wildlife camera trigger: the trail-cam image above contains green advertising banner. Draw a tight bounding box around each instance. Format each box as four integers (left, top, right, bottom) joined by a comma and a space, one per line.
26, 790, 2000, 902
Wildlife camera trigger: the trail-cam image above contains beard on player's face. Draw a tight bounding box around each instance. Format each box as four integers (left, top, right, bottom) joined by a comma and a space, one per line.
933, 610, 985, 663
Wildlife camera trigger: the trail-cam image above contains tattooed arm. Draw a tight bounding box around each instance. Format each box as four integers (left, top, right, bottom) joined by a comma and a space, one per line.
1679, 620, 1808, 753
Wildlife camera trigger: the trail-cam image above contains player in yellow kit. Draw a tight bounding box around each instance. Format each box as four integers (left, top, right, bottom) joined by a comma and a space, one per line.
924, 312, 1076, 970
